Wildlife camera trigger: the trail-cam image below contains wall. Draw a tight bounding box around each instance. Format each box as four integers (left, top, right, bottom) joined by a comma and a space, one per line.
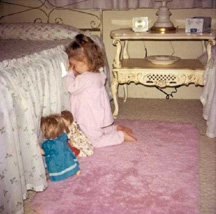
1, 1, 216, 99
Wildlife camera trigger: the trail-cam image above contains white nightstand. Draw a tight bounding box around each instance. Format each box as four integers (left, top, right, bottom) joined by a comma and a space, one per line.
110, 28, 216, 117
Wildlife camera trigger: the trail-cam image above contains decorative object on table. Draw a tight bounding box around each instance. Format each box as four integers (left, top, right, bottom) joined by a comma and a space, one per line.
150, 0, 176, 33
32, 119, 200, 214
132, 17, 149, 32
185, 17, 212, 33
146, 55, 180, 65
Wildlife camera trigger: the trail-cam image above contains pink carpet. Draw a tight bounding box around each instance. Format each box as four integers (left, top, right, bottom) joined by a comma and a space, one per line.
31, 120, 200, 214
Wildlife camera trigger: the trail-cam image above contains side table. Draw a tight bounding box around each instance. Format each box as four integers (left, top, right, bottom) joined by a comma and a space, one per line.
110, 28, 216, 117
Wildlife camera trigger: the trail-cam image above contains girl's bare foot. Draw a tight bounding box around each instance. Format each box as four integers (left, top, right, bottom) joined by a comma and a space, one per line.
122, 131, 137, 142
76, 170, 81, 176
117, 125, 133, 134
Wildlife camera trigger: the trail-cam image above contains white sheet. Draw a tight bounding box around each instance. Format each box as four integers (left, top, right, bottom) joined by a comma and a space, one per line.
200, 46, 216, 138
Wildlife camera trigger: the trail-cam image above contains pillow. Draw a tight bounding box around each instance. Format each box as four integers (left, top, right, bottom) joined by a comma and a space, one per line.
0, 23, 81, 40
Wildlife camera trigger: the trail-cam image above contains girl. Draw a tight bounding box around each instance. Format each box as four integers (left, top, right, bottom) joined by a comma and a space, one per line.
66, 34, 137, 148
61, 110, 94, 157
41, 114, 81, 182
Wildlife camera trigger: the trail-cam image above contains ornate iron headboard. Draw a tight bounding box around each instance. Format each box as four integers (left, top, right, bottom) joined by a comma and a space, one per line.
0, 0, 103, 37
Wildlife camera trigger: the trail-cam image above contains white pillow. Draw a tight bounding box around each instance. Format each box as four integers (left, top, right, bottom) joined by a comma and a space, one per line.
0, 23, 81, 40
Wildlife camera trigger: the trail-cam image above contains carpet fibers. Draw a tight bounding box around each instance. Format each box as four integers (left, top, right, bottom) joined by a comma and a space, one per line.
31, 120, 200, 214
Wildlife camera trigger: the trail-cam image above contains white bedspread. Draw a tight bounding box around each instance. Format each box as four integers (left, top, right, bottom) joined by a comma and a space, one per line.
0, 41, 69, 214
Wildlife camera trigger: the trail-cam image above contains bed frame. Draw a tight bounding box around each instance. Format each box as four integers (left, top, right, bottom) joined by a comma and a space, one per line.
0, 0, 103, 37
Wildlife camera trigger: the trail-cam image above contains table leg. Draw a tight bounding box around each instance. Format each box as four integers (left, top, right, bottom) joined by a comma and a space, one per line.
123, 41, 129, 59
123, 84, 128, 102
207, 39, 216, 62
122, 41, 129, 103
111, 71, 119, 117
113, 39, 122, 68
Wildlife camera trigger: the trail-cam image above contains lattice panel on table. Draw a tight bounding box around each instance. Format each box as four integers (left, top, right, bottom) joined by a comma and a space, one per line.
147, 74, 176, 81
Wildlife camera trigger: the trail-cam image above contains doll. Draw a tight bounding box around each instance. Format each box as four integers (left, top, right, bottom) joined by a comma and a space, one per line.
40, 114, 81, 182
61, 110, 94, 157
48, 114, 80, 157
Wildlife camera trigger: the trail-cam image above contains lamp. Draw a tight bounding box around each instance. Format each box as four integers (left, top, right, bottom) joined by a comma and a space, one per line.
150, 0, 176, 33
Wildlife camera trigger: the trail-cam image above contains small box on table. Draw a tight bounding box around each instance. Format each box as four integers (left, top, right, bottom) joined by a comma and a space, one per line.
185, 17, 211, 33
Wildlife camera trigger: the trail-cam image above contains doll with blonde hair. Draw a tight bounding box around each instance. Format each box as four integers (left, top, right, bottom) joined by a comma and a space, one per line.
61, 110, 94, 157
66, 34, 137, 148
41, 114, 80, 182
48, 113, 80, 157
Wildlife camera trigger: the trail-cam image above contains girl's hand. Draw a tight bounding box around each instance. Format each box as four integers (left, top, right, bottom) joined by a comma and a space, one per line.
67, 67, 72, 72
68, 67, 79, 76
73, 70, 80, 77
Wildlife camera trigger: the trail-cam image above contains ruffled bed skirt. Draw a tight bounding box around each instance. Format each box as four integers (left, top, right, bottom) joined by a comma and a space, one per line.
0, 45, 69, 214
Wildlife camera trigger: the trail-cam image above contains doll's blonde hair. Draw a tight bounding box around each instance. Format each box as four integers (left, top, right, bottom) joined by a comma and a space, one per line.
66, 34, 104, 72
41, 114, 66, 139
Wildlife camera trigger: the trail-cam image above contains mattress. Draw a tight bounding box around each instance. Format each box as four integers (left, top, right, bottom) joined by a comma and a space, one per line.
0, 39, 71, 62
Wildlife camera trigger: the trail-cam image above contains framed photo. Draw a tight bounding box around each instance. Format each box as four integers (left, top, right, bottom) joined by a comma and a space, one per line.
132, 17, 148, 32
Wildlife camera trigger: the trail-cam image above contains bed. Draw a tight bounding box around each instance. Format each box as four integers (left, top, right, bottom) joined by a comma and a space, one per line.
0, 20, 111, 214
0, 22, 80, 214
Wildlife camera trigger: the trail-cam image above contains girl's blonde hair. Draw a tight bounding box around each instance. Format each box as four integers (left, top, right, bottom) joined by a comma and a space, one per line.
41, 114, 66, 139
66, 34, 104, 72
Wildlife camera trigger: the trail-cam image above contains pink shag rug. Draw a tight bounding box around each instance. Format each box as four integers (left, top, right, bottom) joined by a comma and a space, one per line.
31, 120, 200, 214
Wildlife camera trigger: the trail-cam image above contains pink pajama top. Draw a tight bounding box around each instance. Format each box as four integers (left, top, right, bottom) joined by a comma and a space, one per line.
67, 71, 114, 129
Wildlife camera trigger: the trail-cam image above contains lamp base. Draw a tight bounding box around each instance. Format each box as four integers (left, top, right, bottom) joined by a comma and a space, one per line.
150, 26, 176, 33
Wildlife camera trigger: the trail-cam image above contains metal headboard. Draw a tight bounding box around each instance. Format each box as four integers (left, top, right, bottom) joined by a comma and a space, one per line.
0, 0, 103, 37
